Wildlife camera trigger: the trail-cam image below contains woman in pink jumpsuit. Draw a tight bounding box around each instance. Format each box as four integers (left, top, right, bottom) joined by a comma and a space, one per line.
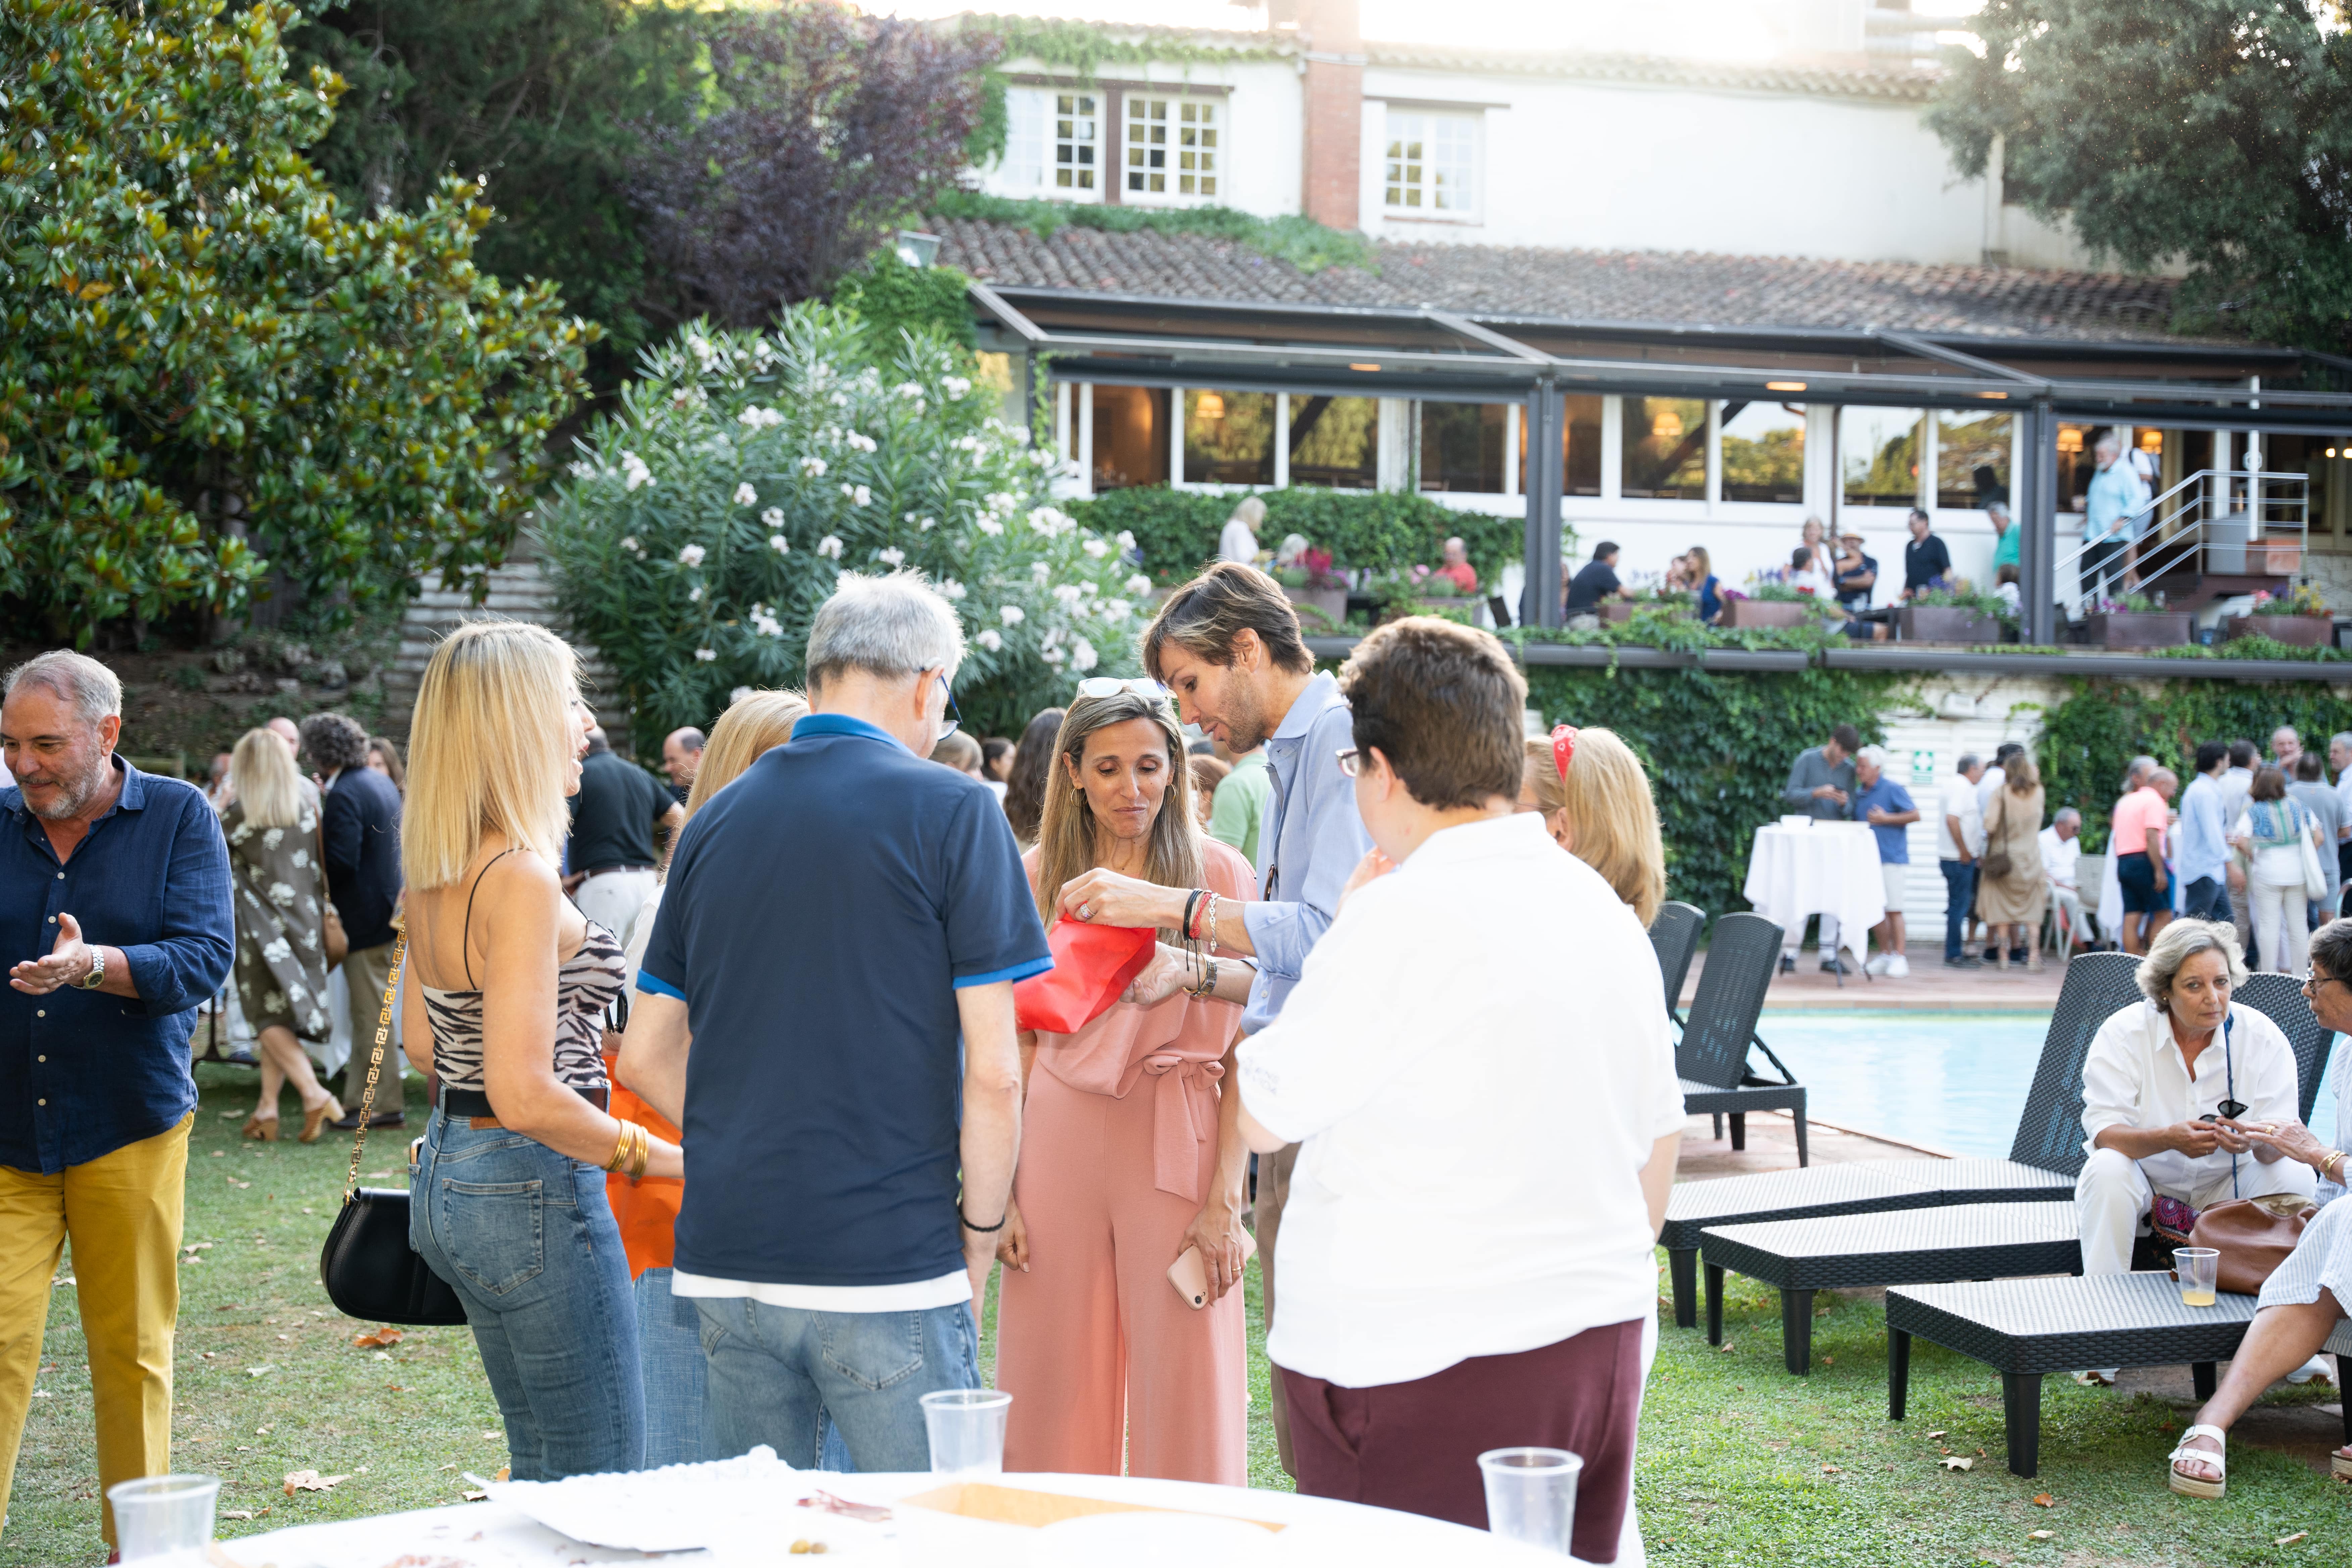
996, 685, 1257, 1483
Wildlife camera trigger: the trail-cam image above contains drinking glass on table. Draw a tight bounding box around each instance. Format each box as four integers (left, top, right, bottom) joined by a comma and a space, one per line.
921, 1388, 1013, 1475
108, 1475, 220, 1565
2175, 1246, 2220, 1307
1479, 1447, 1581, 1556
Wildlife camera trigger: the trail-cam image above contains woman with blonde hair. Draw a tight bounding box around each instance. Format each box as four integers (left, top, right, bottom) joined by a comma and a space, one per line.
994, 682, 1258, 1483
1686, 544, 1723, 624
224, 728, 343, 1141
1978, 751, 2048, 973
1518, 725, 1667, 927
1218, 493, 1267, 564
403, 621, 683, 1480
607, 687, 808, 1467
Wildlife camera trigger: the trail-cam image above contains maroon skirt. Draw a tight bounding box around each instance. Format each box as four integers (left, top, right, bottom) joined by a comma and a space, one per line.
1279, 1318, 1644, 1563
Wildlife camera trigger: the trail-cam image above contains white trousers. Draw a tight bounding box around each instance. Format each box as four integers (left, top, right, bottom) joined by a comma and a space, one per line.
2051, 885, 2094, 945
1783, 914, 1838, 962
2075, 1145, 2319, 1276
2249, 875, 2310, 976
572, 867, 660, 952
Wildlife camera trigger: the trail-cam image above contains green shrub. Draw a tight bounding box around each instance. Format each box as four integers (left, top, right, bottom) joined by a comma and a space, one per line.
1067, 487, 1525, 590
536, 307, 1145, 749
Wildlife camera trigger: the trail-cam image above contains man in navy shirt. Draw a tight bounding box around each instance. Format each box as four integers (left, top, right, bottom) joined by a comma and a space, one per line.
0, 651, 233, 1549
621, 573, 1047, 1472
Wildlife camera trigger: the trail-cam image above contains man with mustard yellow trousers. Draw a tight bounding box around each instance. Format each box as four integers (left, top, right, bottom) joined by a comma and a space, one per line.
0, 651, 234, 1548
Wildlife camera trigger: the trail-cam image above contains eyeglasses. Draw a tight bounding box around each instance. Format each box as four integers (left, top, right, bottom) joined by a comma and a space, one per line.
2299, 969, 2342, 997
1076, 677, 1167, 702
935, 674, 962, 743
1336, 746, 1364, 778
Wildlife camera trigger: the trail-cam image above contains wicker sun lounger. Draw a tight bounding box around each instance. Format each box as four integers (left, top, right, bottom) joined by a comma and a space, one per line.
1649, 900, 1704, 1030
1685, 966, 2345, 1348
1660, 950, 2143, 1328
1677, 912, 1808, 1165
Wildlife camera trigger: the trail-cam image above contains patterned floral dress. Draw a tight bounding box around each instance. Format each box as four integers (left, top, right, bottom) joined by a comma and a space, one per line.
223, 800, 333, 1042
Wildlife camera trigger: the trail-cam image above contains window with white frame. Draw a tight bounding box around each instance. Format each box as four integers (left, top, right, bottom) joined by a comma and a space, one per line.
997, 89, 1102, 200
1383, 109, 1479, 217
1125, 96, 1220, 200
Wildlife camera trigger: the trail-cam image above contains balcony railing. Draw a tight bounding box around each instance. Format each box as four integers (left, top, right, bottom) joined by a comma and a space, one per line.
2055, 469, 2309, 619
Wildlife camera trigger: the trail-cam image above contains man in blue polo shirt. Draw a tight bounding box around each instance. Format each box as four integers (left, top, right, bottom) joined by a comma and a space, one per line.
620, 573, 1048, 1472
1851, 745, 1919, 978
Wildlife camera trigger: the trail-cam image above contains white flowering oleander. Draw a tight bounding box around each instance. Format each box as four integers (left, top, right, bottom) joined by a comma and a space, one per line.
1052, 583, 1085, 607
800, 455, 828, 478
1000, 604, 1026, 625
942, 375, 971, 399
1116, 530, 1136, 550
1071, 638, 1098, 673
621, 451, 654, 491
1125, 574, 1153, 596
953, 435, 982, 453
694, 648, 717, 662
769, 534, 791, 554
734, 482, 759, 506
761, 507, 785, 528
688, 586, 704, 603
731, 685, 754, 704
1102, 599, 1132, 622
568, 460, 598, 480
1026, 506, 1073, 536
737, 405, 783, 429
1041, 644, 1066, 665
975, 628, 1003, 651
845, 431, 877, 452
619, 536, 642, 556
938, 578, 967, 599
852, 485, 871, 506
1082, 538, 1110, 558
878, 546, 905, 567
893, 382, 924, 400
918, 516, 937, 531
984, 492, 1018, 513
818, 535, 844, 559
975, 517, 1004, 537
678, 543, 706, 567
1030, 560, 1052, 583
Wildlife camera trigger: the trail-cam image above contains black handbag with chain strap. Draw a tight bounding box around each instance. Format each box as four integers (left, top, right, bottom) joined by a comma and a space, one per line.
317, 929, 468, 1325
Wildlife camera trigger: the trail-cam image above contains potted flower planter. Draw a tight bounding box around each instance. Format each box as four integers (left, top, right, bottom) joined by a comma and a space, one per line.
1601, 601, 1694, 624
2223, 614, 2334, 647
1720, 598, 1815, 630
1282, 585, 1347, 631
1897, 606, 2003, 644
2081, 611, 2193, 648
2248, 540, 2303, 575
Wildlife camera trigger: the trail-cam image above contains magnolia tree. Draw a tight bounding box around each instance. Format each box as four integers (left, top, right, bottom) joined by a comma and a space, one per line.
538, 307, 1148, 744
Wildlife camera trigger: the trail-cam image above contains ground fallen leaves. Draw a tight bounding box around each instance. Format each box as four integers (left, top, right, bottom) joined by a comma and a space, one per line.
1941, 1456, 1973, 1471
283, 1470, 350, 1496
2032, 1494, 2055, 1508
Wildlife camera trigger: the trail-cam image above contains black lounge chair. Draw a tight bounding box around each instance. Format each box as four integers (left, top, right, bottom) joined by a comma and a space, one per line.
1692, 962, 2345, 1367
1649, 900, 1704, 1030
1661, 950, 2145, 1328
1676, 912, 1808, 1167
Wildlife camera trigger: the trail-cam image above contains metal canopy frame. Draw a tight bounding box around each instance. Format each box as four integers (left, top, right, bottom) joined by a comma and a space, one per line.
969, 281, 2352, 637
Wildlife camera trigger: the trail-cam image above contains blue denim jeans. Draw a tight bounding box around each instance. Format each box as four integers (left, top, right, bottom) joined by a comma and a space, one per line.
411, 1111, 644, 1478
695, 1295, 979, 1472
2182, 875, 2228, 923
1941, 859, 1977, 960
635, 1269, 854, 1470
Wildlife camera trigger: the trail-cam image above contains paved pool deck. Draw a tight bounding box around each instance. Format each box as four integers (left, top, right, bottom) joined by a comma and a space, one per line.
1679, 946, 2068, 1014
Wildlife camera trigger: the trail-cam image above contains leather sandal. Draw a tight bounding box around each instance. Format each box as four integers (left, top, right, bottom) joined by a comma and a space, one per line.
298, 1097, 342, 1145
241, 1111, 278, 1142
2167, 1424, 2226, 1499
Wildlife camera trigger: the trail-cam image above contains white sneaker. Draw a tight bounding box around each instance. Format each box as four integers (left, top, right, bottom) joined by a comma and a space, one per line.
1864, 954, 1892, 976
2284, 1354, 2335, 1386
1884, 954, 1909, 978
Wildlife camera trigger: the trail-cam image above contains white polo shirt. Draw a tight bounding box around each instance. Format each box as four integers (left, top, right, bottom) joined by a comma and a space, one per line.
2079, 998, 2301, 1195
1236, 812, 1683, 1389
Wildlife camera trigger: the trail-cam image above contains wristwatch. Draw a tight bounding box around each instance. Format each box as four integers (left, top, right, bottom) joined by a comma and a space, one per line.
77, 949, 104, 991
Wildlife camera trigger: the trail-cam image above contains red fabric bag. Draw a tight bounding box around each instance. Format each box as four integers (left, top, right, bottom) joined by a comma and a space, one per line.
1013, 919, 1157, 1033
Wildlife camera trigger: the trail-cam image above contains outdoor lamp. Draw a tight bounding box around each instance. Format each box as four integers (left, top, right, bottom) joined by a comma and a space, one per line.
894, 229, 941, 268
1197, 391, 1226, 420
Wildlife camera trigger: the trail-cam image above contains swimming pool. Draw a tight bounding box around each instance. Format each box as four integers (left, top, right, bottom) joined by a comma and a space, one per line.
1758, 1011, 2343, 1159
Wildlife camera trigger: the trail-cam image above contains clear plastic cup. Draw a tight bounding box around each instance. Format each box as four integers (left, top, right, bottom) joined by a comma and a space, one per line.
2176, 1246, 2220, 1307
1479, 1447, 1581, 1556
920, 1388, 1013, 1475
108, 1474, 220, 1565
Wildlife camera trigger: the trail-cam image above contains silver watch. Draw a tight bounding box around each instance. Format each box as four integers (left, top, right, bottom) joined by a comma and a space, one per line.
77, 948, 105, 990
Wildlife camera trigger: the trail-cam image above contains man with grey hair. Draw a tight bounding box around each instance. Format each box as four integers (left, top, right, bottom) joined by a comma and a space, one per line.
1851, 745, 1918, 976
2081, 431, 2149, 603
620, 572, 1045, 1471
1938, 753, 1987, 968
2072, 919, 2313, 1382
0, 650, 234, 1547
2039, 805, 2095, 952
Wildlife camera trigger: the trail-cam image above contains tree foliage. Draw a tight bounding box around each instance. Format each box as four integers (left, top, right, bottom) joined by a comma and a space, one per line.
0, 0, 595, 642
1928, 0, 2352, 351
287, 0, 700, 364
537, 307, 1146, 749
626, 7, 999, 331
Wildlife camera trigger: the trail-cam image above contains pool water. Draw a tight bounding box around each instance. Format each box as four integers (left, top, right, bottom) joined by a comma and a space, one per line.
1757, 1011, 2343, 1159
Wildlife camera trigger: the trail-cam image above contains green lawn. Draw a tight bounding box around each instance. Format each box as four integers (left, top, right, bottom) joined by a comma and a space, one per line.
4, 1066, 2345, 1566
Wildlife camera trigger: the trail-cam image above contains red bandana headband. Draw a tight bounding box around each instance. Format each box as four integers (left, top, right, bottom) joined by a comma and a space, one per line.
1552, 725, 1579, 780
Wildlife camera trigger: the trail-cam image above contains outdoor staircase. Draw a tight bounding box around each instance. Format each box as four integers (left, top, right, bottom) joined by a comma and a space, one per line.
383, 543, 631, 751
2061, 468, 2309, 619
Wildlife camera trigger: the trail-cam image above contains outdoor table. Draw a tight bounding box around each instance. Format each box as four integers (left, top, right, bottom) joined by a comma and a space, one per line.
221, 1468, 1580, 1567
1741, 821, 1885, 975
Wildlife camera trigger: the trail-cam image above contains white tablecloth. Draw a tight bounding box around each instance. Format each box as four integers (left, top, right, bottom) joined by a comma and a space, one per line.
222, 1469, 1585, 1568
1742, 823, 1887, 965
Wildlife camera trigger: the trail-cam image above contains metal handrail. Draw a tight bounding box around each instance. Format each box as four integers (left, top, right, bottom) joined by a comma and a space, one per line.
2053, 469, 2309, 616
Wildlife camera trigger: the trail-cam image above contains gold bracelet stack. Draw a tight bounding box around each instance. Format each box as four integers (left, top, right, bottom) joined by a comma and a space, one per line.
2324, 1149, 2347, 1183
605, 1121, 651, 1182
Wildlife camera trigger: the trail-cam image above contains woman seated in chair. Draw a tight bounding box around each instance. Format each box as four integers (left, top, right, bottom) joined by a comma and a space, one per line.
2076, 919, 2313, 1388
2164, 919, 2352, 1499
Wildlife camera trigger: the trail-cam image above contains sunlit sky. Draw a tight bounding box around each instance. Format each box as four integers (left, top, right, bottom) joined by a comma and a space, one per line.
861, 0, 1987, 60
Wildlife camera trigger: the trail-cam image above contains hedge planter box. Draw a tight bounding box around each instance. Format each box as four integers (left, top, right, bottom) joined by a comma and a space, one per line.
1602, 601, 1696, 623
1282, 585, 1347, 631
1897, 607, 2003, 644
2083, 611, 2193, 649
1721, 599, 1816, 630
2224, 614, 2333, 647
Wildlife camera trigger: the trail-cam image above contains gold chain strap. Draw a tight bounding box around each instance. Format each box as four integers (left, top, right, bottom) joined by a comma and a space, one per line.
343, 929, 409, 1199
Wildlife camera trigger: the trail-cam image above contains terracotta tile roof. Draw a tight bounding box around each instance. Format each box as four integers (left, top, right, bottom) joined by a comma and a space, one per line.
1361, 46, 1938, 102
934, 216, 2186, 341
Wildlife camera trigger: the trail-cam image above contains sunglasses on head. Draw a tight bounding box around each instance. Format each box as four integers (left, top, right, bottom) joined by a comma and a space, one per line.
1552, 725, 1578, 780
1075, 677, 1168, 703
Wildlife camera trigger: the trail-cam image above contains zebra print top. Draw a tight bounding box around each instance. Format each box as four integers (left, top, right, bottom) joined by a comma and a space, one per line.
421, 920, 626, 1093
